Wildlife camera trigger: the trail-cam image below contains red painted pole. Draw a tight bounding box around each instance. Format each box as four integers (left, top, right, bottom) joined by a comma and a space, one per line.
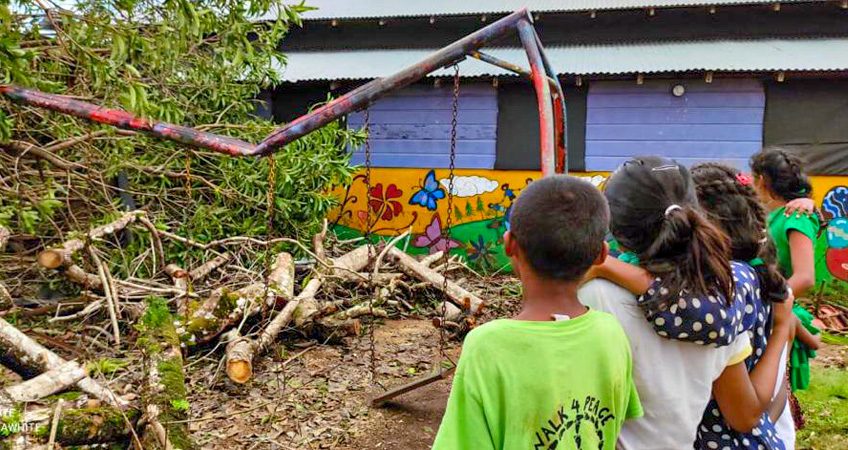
532, 31, 568, 174
516, 19, 555, 177
0, 85, 256, 156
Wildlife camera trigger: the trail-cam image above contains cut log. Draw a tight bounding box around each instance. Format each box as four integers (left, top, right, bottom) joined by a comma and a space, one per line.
189, 252, 232, 283
224, 245, 371, 383
1, 360, 86, 405
387, 247, 485, 314
165, 264, 189, 292
184, 252, 293, 344
223, 330, 252, 384
433, 301, 463, 323
137, 298, 194, 450
38, 210, 145, 269
0, 318, 126, 408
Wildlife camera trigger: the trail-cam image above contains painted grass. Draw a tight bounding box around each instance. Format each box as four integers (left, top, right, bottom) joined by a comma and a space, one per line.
796, 364, 848, 450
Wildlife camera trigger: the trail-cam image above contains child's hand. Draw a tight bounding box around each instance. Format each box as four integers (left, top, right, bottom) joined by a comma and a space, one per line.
784, 198, 816, 217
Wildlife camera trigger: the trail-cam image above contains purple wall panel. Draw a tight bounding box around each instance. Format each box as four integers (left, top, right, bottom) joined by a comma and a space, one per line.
586, 79, 765, 171
348, 83, 497, 169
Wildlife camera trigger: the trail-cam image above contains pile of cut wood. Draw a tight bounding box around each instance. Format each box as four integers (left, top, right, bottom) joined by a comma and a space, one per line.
0, 212, 485, 449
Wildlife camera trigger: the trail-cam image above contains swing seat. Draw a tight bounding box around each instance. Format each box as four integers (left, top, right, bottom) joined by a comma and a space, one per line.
370, 365, 457, 407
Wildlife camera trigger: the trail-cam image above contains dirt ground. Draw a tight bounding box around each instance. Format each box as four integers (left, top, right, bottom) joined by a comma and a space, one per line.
186, 298, 848, 450
188, 319, 462, 450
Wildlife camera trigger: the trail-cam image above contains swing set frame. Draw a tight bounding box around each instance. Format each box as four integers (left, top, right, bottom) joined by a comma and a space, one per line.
1, 7, 567, 406
0, 7, 568, 176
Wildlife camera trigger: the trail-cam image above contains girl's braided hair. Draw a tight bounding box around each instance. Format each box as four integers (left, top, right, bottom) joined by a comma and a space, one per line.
750, 147, 812, 201
691, 162, 789, 303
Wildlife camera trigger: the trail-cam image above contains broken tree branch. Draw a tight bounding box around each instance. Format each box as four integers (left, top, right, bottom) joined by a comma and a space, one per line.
387, 247, 485, 314
0, 317, 126, 407
225, 245, 371, 384
1, 360, 86, 405
38, 210, 145, 269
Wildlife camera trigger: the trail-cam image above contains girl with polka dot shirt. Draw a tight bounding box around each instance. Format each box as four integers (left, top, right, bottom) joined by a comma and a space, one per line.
584, 159, 794, 450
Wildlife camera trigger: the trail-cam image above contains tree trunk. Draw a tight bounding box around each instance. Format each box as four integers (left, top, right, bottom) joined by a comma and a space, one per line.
137, 299, 194, 450
0, 318, 125, 407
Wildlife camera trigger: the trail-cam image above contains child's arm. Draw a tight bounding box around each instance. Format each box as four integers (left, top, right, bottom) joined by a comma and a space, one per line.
794, 317, 822, 350
787, 231, 816, 297
711, 295, 794, 432
585, 256, 653, 295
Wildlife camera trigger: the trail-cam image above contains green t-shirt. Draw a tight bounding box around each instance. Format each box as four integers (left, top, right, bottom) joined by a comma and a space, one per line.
767, 206, 820, 278
432, 310, 642, 450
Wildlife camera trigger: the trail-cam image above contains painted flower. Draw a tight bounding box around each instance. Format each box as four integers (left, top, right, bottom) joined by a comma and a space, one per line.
736, 172, 753, 186
467, 235, 496, 269
368, 183, 404, 221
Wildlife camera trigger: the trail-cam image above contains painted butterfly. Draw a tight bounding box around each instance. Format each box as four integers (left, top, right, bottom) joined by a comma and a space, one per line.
409, 169, 446, 211
413, 214, 461, 254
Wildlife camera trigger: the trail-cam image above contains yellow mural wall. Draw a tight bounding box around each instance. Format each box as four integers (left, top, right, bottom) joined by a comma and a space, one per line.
330, 168, 848, 287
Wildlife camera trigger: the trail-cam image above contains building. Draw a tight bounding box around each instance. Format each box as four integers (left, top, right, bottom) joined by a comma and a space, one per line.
260, 0, 848, 286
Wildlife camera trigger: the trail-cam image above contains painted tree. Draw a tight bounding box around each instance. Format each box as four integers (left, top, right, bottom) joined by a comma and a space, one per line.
0, 0, 359, 263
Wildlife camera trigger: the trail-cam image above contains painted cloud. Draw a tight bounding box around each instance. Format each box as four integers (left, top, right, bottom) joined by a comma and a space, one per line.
577, 175, 607, 188
439, 175, 499, 198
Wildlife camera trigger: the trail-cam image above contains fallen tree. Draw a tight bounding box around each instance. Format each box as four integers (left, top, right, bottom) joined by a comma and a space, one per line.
137, 298, 194, 450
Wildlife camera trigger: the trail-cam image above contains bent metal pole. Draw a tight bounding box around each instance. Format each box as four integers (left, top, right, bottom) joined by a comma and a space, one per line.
1, 8, 564, 175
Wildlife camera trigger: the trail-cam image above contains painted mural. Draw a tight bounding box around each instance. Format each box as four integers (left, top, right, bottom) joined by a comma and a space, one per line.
331, 170, 848, 294
330, 168, 607, 271
816, 178, 848, 292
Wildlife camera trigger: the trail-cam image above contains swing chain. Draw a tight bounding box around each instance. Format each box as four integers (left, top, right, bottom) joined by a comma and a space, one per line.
263, 155, 277, 316
363, 107, 379, 385
438, 64, 460, 367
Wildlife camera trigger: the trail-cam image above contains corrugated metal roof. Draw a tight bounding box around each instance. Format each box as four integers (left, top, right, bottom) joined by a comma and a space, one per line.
261, 0, 823, 21
274, 38, 848, 81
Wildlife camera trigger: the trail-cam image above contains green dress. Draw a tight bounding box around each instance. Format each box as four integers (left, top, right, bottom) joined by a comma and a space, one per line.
766, 206, 822, 391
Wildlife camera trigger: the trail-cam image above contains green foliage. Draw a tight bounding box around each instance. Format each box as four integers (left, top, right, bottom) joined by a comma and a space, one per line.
141, 296, 171, 329
87, 358, 129, 376
0, 407, 21, 438
170, 398, 190, 412
0, 0, 357, 271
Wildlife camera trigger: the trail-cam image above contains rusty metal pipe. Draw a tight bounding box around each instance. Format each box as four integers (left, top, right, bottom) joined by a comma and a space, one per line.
468, 50, 559, 91
516, 19, 556, 177
253, 8, 532, 156
533, 31, 568, 174
0, 85, 257, 156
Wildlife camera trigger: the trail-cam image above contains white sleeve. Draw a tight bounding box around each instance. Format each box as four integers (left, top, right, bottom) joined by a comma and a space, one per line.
725, 331, 753, 367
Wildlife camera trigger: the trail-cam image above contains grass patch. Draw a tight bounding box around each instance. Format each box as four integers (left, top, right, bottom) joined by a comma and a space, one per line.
796, 366, 848, 450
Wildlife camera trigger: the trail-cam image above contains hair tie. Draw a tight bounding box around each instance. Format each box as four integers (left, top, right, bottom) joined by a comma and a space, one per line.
748, 257, 765, 267
736, 173, 753, 186
664, 204, 682, 217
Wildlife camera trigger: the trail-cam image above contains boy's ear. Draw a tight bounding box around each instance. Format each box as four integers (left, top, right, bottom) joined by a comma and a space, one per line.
592, 241, 609, 266
503, 231, 516, 257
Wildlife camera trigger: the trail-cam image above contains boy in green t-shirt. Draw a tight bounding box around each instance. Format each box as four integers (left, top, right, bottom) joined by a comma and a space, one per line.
432, 176, 642, 450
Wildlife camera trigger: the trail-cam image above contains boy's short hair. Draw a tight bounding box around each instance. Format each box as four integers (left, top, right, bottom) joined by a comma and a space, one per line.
510, 175, 609, 281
